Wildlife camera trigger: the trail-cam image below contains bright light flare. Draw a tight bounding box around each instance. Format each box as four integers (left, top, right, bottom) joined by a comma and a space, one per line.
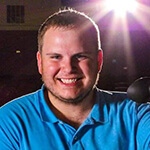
104, 0, 138, 17
81, 0, 150, 77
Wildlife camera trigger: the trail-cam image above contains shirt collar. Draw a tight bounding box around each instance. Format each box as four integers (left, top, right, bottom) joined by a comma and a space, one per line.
38, 85, 59, 123
38, 85, 109, 124
88, 88, 109, 124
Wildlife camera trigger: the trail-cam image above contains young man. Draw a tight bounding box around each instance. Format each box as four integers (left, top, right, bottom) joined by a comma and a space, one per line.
0, 8, 150, 150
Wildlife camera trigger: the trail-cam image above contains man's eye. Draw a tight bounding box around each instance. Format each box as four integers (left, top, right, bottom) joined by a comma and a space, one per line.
75, 54, 87, 60
50, 55, 61, 60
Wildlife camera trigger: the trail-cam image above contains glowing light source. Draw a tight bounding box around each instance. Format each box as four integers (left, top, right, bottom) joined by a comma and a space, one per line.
104, 0, 138, 17
16, 50, 21, 54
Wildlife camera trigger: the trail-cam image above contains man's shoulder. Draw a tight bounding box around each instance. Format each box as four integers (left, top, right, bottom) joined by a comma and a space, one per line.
95, 88, 140, 112
96, 88, 150, 114
0, 88, 42, 118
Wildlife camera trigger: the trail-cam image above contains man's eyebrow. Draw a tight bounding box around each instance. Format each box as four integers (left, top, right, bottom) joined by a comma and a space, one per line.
45, 51, 94, 56
46, 53, 61, 55
74, 51, 93, 55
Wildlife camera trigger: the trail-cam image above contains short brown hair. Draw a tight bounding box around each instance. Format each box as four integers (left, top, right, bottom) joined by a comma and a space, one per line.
38, 8, 101, 52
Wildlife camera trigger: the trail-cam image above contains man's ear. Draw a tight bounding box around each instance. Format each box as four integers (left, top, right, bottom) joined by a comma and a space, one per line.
97, 50, 103, 71
36, 51, 42, 75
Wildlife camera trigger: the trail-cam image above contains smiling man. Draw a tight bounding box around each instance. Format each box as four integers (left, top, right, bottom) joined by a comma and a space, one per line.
37, 27, 101, 105
0, 8, 150, 150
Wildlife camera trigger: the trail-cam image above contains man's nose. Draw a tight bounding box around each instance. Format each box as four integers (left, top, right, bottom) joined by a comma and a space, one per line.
61, 58, 77, 73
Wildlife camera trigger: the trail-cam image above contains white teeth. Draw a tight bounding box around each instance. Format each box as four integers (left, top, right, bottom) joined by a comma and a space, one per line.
61, 79, 77, 83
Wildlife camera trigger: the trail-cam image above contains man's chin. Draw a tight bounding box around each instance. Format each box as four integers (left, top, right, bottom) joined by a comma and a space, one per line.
48, 89, 93, 105
58, 96, 84, 104
45, 84, 94, 105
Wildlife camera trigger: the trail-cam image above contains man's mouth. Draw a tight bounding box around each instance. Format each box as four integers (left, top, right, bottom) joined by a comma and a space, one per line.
60, 78, 78, 84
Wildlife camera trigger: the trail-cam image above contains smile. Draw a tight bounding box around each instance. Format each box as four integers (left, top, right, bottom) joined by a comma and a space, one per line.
60, 79, 77, 84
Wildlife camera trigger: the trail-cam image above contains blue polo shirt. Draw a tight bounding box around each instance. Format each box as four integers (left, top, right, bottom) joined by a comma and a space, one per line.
0, 86, 150, 150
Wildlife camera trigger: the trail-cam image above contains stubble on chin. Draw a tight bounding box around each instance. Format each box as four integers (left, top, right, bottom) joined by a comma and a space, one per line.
44, 83, 94, 105
42, 74, 99, 105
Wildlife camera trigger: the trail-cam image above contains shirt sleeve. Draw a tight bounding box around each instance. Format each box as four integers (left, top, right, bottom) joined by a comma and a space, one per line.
136, 103, 150, 149
0, 126, 17, 150
0, 107, 19, 150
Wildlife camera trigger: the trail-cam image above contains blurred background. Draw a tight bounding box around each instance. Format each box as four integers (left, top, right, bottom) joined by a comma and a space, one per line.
0, 0, 150, 106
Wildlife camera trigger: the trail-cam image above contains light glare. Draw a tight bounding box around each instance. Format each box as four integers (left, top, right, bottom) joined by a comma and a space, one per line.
105, 0, 137, 17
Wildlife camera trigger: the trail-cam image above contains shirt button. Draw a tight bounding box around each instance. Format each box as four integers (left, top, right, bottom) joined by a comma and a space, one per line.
74, 136, 78, 141
59, 121, 63, 124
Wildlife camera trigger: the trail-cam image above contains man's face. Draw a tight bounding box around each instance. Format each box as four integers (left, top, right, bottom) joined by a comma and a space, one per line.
37, 27, 102, 103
